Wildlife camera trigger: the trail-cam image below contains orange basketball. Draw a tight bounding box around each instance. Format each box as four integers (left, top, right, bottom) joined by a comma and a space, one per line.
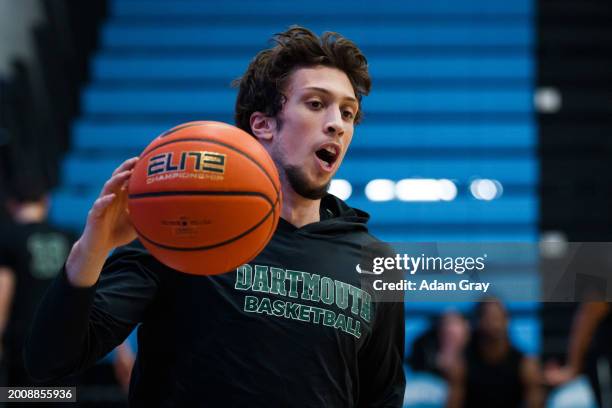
127, 121, 281, 275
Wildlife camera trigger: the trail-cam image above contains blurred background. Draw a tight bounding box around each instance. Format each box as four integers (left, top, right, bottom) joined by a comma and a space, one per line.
0, 0, 611, 406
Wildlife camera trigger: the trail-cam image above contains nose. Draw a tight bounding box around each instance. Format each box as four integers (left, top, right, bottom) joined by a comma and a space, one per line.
324, 107, 344, 138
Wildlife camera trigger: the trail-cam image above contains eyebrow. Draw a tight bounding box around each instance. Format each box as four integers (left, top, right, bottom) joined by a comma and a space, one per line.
302, 87, 358, 104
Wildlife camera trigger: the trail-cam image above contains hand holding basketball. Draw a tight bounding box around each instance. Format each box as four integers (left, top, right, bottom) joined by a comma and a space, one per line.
66, 157, 141, 287
81, 157, 140, 254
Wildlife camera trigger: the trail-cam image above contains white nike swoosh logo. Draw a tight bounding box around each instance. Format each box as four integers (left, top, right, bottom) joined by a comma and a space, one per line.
355, 264, 382, 275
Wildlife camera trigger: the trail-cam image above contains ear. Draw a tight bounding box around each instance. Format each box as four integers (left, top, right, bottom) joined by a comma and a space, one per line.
249, 112, 276, 142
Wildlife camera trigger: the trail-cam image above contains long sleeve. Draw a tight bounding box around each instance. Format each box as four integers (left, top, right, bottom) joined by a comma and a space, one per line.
358, 299, 406, 408
24, 244, 162, 382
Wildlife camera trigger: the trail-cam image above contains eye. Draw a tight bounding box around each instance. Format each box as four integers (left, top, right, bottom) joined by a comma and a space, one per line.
342, 109, 355, 121
307, 100, 323, 109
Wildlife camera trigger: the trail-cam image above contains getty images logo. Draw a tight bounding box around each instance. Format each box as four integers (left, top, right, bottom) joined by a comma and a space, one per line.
357, 253, 487, 275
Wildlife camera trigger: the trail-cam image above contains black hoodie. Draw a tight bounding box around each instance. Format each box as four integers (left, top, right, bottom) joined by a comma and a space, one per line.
25, 194, 405, 407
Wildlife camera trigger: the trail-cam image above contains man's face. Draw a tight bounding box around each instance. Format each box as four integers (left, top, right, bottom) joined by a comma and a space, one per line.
478, 302, 507, 339
269, 66, 358, 200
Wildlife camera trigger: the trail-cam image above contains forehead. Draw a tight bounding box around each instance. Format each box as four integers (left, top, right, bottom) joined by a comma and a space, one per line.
284, 66, 356, 101
442, 313, 464, 324
481, 302, 505, 316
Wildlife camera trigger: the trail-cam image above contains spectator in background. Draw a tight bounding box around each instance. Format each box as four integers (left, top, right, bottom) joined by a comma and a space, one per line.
408, 311, 470, 408
449, 298, 543, 408
409, 311, 469, 376
545, 301, 612, 408
0, 178, 76, 387
0, 178, 137, 398
0, 236, 13, 387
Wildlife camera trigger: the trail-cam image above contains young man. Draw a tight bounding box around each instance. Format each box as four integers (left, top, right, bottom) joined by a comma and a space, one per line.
25, 27, 405, 407
450, 299, 542, 408
545, 302, 611, 408
0, 184, 76, 388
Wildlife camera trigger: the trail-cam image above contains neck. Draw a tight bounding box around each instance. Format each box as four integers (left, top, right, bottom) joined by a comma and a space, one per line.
280, 183, 321, 228
13, 203, 47, 224
479, 335, 508, 361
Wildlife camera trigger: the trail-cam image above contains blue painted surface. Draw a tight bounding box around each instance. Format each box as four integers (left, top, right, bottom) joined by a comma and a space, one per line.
93, 56, 533, 80
546, 376, 598, 408
403, 370, 448, 408
112, 0, 533, 17
101, 25, 532, 48
405, 317, 431, 358
375, 232, 539, 242
337, 158, 537, 183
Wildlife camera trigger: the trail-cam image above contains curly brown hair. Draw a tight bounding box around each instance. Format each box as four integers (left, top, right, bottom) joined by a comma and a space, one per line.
233, 26, 371, 136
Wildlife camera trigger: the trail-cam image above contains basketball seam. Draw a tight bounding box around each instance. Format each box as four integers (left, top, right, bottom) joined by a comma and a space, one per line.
129, 191, 272, 205
159, 122, 206, 138
135, 197, 275, 252
256, 198, 280, 260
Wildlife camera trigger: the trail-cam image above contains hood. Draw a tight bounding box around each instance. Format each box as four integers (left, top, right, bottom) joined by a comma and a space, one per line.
279, 193, 370, 236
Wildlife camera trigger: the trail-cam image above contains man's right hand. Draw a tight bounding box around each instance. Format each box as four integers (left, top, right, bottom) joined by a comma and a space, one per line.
543, 361, 578, 386
66, 157, 140, 287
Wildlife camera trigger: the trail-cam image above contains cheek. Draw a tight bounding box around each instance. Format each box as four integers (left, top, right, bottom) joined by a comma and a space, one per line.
275, 132, 309, 164
343, 122, 354, 140
282, 132, 305, 153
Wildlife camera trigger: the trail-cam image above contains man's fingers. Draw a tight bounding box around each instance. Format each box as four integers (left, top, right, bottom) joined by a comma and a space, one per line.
89, 194, 116, 218
101, 170, 132, 197
120, 179, 130, 191
112, 157, 139, 177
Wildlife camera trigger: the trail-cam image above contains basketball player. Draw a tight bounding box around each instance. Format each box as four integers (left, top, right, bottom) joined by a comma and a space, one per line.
0, 181, 76, 389
545, 302, 611, 408
25, 27, 405, 406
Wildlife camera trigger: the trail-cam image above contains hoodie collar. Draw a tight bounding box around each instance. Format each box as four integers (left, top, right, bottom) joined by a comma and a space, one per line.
278, 194, 370, 235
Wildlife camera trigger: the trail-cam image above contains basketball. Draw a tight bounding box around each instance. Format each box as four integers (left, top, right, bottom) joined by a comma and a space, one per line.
127, 121, 281, 275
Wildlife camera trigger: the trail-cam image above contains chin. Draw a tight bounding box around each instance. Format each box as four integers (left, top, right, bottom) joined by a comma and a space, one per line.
297, 180, 330, 200
283, 164, 330, 200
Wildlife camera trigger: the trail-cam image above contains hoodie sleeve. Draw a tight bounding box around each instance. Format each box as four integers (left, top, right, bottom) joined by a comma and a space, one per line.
357, 298, 406, 408
24, 245, 162, 382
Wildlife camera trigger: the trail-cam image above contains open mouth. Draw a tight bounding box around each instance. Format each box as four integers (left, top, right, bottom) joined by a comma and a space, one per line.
315, 144, 340, 170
